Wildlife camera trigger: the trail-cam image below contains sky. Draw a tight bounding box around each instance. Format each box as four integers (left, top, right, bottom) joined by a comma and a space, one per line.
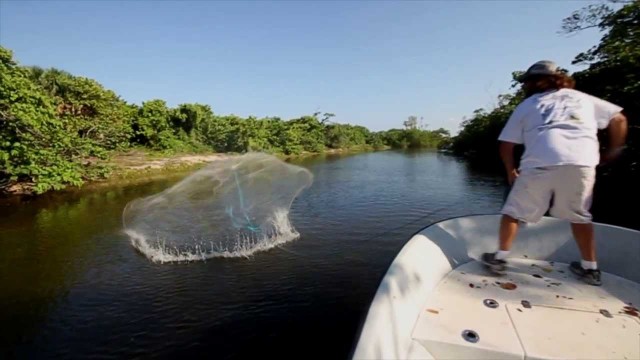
0, 1, 603, 133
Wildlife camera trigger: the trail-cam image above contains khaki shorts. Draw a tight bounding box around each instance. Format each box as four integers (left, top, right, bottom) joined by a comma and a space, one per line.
501, 166, 596, 224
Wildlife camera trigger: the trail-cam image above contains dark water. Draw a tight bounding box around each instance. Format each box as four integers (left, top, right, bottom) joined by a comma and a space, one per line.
0, 151, 507, 359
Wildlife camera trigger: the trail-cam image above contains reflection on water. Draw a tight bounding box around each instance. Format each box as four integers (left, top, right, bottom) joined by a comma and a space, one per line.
0, 151, 505, 358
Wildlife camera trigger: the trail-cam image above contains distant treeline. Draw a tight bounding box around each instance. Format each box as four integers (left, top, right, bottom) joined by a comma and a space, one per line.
449, 1, 639, 229
0, 46, 450, 194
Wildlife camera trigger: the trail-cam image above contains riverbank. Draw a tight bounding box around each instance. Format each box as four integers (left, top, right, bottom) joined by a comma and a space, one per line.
100, 145, 382, 188
1, 146, 386, 197
0, 151, 222, 197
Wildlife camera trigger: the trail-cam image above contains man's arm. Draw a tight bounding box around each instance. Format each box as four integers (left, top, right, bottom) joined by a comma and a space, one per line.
498, 102, 524, 184
601, 112, 628, 164
500, 141, 519, 185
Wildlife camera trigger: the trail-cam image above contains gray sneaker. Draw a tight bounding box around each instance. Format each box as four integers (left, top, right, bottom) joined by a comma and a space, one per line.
482, 252, 507, 275
570, 261, 602, 286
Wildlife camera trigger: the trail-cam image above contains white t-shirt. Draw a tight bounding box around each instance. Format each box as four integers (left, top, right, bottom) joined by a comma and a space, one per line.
498, 88, 622, 170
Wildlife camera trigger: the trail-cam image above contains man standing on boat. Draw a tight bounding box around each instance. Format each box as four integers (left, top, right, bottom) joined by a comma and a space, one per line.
482, 60, 628, 286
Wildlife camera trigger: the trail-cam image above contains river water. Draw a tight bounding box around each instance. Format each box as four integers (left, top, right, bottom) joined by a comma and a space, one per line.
0, 151, 507, 359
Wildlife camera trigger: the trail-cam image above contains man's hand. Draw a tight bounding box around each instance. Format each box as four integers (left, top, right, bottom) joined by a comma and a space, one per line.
600, 147, 624, 165
507, 169, 519, 185
500, 141, 519, 185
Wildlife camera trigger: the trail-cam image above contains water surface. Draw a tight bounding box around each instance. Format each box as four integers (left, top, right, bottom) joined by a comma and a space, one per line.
0, 151, 506, 359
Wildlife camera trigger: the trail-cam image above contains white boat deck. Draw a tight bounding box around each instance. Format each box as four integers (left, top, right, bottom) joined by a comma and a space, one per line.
414, 259, 640, 360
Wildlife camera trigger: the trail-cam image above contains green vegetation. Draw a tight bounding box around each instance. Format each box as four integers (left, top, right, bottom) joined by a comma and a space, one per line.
0, 47, 450, 194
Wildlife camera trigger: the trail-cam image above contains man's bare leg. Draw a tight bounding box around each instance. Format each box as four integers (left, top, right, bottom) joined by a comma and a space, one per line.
571, 222, 596, 262
499, 215, 520, 251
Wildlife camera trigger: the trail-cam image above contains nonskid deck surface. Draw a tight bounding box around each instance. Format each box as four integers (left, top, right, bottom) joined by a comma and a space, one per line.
413, 259, 640, 360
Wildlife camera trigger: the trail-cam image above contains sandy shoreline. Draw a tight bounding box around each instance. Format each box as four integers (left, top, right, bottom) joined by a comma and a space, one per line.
111, 151, 227, 171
